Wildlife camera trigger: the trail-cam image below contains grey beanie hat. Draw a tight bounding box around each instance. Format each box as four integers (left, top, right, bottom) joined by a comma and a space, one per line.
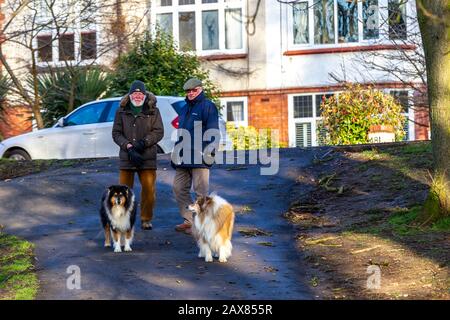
183, 78, 203, 90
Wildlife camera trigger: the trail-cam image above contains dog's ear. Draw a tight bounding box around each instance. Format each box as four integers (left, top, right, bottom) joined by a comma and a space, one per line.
202, 196, 213, 209
196, 196, 206, 209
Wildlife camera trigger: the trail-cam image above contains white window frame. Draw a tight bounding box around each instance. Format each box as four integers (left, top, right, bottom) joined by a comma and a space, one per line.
151, 0, 247, 56
34, 1, 98, 67
286, 0, 409, 50
288, 89, 415, 147
387, 89, 415, 141
288, 92, 335, 147
220, 96, 248, 127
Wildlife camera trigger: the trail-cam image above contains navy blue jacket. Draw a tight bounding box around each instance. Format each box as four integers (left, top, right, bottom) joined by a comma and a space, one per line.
172, 91, 219, 168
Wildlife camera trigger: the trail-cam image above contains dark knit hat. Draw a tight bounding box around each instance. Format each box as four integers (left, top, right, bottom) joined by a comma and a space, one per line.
129, 80, 146, 94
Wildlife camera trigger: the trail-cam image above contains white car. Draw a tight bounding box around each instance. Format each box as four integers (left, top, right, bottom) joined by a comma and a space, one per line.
0, 96, 228, 160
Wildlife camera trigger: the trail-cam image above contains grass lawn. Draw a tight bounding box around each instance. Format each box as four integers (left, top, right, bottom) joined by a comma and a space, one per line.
0, 158, 96, 180
288, 141, 450, 299
0, 232, 38, 300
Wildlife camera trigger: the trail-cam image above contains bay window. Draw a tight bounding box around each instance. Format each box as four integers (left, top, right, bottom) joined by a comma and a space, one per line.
153, 0, 245, 54
290, 0, 408, 47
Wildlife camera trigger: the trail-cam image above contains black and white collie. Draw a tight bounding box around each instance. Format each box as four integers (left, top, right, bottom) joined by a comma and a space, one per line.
100, 185, 137, 252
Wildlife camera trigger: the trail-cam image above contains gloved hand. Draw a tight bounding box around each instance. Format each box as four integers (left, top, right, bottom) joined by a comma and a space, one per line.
128, 147, 144, 167
133, 139, 146, 154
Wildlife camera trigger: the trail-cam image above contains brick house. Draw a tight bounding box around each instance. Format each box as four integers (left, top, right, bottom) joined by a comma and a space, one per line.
1, 0, 430, 146
151, 0, 430, 146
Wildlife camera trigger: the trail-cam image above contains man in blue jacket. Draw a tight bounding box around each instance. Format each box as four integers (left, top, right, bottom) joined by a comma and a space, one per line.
172, 77, 219, 235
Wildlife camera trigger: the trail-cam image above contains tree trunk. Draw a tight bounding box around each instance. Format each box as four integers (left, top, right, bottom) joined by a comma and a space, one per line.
416, 0, 450, 222
30, 50, 45, 129
68, 77, 76, 113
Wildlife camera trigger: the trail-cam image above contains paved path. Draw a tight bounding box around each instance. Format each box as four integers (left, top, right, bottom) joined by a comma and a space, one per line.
0, 149, 315, 299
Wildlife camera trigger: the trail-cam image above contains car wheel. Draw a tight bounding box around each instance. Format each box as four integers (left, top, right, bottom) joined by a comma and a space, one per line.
5, 149, 31, 161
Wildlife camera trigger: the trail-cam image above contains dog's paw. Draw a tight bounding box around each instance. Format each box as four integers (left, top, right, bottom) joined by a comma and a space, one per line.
219, 257, 227, 263
104, 242, 111, 248
114, 245, 122, 253
205, 255, 213, 263
124, 246, 132, 252
198, 251, 205, 258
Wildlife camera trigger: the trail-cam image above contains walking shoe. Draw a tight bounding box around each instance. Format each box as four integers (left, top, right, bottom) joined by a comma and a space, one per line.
175, 220, 192, 232
141, 221, 153, 230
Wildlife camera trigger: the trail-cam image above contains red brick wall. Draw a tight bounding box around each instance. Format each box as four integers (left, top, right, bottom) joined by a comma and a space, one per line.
248, 93, 289, 145
0, 1, 33, 140
0, 104, 33, 140
414, 106, 430, 141
223, 84, 430, 146
413, 90, 430, 141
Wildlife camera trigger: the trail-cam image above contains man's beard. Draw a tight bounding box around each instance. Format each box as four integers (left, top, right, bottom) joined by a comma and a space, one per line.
130, 97, 145, 107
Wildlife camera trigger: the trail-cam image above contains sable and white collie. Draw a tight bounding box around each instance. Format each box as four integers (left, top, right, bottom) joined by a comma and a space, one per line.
100, 185, 137, 253
188, 194, 235, 263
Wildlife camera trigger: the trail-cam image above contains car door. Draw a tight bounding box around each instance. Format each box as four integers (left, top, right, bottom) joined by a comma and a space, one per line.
44, 102, 109, 159
95, 100, 120, 158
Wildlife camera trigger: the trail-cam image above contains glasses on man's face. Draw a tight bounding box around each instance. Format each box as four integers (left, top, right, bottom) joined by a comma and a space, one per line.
131, 92, 145, 98
185, 88, 199, 94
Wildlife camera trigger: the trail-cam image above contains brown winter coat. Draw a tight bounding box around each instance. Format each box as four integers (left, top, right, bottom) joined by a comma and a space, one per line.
112, 92, 164, 170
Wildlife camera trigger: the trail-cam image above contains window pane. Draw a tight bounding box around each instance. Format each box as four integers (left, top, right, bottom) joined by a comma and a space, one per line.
293, 2, 309, 44
202, 10, 219, 50
295, 122, 312, 147
226, 101, 244, 121
315, 93, 333, 117
79, 0, 97, 29
363, 0, 379, 39
58, 33, 75, 61
156, 13, 173, 36
337, 0, 358, 43
179, 0, 194, 5
293, 96, 313, 118
155, 0, 172, 6
179, 12, 196, 51
37, 35, 52, 62
314, 0, 335, 44
390, 90, 409, 113
388, 0, 407, 40
81, 32, 96, 60
106, 101, 120, 122
66, 102, 108, 126
225, 9, 243, 49
202, 0, 218, 3
37, 0, 50, 17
